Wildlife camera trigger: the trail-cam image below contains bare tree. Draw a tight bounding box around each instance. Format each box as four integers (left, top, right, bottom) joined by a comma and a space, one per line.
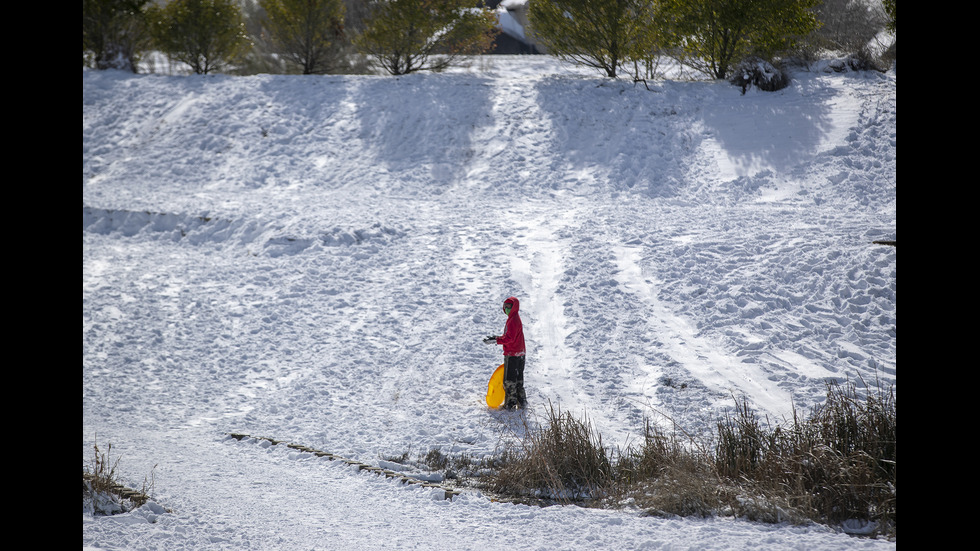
146, 0, 251, 75
355, 0, 498, 75
527, 0, 659, 78
259, 0, 346, 74
83, 0, 152, 72
813, 0, 890, 52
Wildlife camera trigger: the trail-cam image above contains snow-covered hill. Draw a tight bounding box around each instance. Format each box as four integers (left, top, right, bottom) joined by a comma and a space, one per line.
83, 56, 896, 550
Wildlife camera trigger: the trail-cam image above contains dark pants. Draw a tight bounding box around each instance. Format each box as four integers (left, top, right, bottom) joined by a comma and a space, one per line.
503, 355, 526, 408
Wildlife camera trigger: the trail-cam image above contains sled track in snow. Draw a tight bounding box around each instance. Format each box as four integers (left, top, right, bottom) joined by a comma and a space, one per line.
227, 433, 462, 501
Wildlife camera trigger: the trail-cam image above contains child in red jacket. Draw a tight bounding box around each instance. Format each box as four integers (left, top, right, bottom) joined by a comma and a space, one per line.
484, 296, 527, 409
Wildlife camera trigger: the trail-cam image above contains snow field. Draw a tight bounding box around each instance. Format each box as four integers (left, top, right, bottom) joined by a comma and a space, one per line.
83, 56, 895, 549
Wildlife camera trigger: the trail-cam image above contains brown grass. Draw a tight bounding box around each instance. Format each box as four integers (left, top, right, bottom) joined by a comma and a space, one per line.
479, 379, 896, 538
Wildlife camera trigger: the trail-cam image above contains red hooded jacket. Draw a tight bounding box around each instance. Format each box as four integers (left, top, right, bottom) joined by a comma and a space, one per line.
496, 296, 525, 357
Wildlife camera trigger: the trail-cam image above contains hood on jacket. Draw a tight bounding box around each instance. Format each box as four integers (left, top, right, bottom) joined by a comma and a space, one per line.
504, 296, 520, 315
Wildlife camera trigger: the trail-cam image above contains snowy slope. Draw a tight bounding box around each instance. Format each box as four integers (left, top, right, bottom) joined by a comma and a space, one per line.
82, 56, 896, 550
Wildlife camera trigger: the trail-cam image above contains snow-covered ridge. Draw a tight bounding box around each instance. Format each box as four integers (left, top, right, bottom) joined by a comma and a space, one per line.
83, 205, 404, 256
227, 433, 462, 499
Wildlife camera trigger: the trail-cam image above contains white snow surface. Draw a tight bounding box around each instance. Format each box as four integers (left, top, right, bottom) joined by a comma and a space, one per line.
83, 56, 896, 550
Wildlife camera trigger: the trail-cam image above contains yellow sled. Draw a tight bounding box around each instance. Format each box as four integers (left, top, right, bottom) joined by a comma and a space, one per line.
485, 364, 505, 408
